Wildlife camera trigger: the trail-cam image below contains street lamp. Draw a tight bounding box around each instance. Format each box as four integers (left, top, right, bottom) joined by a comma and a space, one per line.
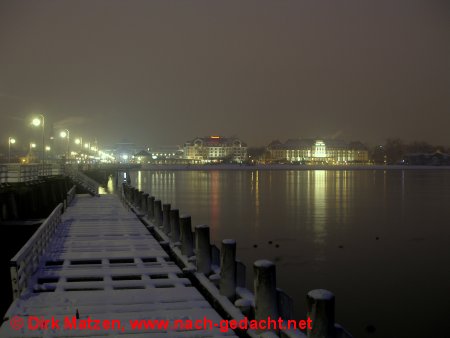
59, 129, 70, 161
84, 142, 91, 163
8, 137, 16, 163
29, 142, 36, 163
75, 137, 83, 147
74, 137, 83, 161
31, 114, 45, 173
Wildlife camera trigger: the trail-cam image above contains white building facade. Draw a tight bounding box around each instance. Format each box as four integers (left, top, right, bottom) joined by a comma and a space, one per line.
267, 139, 369, 164
183, 136, 247, 163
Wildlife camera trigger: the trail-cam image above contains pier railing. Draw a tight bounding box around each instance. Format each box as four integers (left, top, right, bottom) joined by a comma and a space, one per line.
121, 183, 353, 338
66, 185, 76, 207
64, 166, 100, 196
0, 163, 100, 195
9, 203, 63, 299
0, 163, 64, 183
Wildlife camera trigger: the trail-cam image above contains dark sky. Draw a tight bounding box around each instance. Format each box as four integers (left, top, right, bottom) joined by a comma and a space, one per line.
1, 0, 449, 148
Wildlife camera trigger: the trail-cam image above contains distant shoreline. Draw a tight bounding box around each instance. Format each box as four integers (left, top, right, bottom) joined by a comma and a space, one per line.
138, 164, 450, 171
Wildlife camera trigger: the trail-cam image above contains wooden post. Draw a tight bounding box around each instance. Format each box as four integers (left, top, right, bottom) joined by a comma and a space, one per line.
142, 193, 149, 213
195, 225, 211, 274
128, 186, 133, 203
180, 215, 194, 257
170, 209, 180, 243
154, 200, 162, 227
126, 185, 131, 202
220, 239, 236, 301
254, 260, 278, 329
306, 289, 335, 338
138, 191, 144, 210
162, 203, 171, 233
131, 187, 137, 205
49, 180, 58, 206
148, 196, 155, 220
134, 189, 140, 207
7, 191, 18, 220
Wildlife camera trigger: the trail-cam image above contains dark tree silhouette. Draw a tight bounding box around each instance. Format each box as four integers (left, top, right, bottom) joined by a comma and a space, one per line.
384, 138, 405, 164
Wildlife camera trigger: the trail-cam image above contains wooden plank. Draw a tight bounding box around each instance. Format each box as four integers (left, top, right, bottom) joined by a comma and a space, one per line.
1, 194, 238, 338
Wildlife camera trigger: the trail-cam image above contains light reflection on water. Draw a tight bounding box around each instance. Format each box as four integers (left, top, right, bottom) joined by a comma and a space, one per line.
129, 169, 450, 338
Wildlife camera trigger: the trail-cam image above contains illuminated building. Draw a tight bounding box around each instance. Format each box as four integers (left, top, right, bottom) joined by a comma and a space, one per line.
133, 150, 152, 163
148, 146, 183, 160
183, 136, 247, 163
267, 139, 369, 164
113, 142, 138, 163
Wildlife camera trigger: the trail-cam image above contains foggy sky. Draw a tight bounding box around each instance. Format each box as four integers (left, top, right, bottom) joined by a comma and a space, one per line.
1, 0, 449, 149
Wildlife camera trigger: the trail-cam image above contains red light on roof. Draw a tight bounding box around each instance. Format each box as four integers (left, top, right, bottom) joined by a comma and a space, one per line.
210, 136, 220, 139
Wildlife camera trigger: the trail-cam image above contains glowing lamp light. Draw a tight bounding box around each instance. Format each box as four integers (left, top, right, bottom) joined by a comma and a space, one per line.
45, 146, 51, 151
210, 136, 220, 139
84, 144, 89, 148
9, 138, 16, 144
75, 139, 81, 145
60, 131, 67, 138
31, 118, 41, 126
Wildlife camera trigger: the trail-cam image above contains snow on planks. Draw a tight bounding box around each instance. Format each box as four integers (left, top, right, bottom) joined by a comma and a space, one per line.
1, 194, 237, 337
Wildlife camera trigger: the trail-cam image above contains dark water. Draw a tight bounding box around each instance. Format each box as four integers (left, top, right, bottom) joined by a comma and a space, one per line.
129, 169, 450, 338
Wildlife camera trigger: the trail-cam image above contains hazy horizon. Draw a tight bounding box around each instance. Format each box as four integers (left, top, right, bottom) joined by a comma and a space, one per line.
1, 0, 449, 148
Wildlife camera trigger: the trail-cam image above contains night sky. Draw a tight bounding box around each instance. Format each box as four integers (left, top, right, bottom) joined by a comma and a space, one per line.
1, 0, 449, 148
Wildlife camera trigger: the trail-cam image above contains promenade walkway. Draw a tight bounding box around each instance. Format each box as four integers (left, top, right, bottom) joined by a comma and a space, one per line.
0, 194, 237, 337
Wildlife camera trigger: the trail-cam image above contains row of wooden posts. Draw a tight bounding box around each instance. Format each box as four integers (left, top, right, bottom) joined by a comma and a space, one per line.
121, 183, 352, 338
0, 177, 72, 221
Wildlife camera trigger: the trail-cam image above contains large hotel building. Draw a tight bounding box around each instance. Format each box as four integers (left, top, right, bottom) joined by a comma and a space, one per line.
183, 136, 247, 163
267, 139, 369, 164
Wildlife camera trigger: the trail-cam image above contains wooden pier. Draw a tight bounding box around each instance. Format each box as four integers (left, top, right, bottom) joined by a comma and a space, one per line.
1, 193, 237, 337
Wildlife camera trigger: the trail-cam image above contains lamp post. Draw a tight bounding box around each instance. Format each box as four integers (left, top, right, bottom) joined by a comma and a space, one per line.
8, 137, 16, 163
75, 137, 83, 163
31, 114, 45, 173
29, 142, 36, 163
84, 142, 91, 163
59, 129, 70, 162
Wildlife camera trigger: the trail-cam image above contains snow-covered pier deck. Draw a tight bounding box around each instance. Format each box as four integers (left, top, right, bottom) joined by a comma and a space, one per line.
0, 194, 238, 337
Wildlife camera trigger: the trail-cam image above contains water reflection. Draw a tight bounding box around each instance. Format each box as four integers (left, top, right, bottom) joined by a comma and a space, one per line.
99, 175, 115, 194
309, 170, 327, 246
107, 175, 114, 193
134, 170, 359, 249
251, 171, 260, 220
128, 169, 450, 338
210, 171, 220, 230
137, 171, 142, 190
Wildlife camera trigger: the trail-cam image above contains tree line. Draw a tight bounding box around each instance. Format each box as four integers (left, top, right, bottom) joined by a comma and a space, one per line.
371, 139, 449, 164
